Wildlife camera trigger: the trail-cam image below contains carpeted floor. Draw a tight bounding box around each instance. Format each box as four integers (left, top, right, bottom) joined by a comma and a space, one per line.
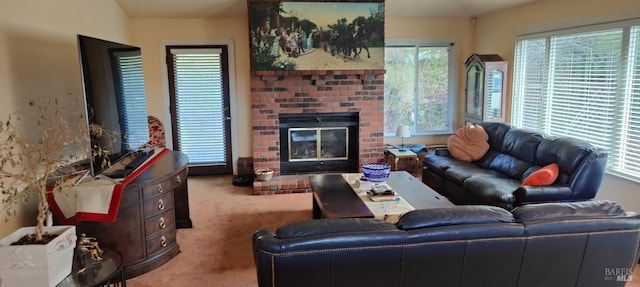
126, 175, 312, 287
126, 174, 640, 287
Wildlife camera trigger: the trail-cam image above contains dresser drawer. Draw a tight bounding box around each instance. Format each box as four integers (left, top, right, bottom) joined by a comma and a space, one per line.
142, 180, 171, 199
146, 227, 176, 255
173, 169, 187, 189
145, 210, 175, 237
143, 192, 174, 218
142, 169, 187, 199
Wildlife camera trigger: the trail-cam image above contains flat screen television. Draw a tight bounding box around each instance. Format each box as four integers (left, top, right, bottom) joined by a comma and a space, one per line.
77, 35, 150, 177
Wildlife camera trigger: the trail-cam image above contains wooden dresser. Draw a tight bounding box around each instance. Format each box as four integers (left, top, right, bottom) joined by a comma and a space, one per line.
76, 150, 191, 278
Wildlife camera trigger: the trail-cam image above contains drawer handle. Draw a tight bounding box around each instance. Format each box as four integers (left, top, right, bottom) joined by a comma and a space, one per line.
159, 217, 166, 229
176, 175, 182, 183
157, 184, 163, 193
160, 236, 167, 248
158, 199, 165, 211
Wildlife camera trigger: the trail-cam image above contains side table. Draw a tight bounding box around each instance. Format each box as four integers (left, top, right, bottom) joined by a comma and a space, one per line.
57, 249, 126, 287
386, 148, 419, 173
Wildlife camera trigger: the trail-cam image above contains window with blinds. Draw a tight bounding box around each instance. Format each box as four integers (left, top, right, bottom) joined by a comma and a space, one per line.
168, 47, 231, 169
512, 21, 640, 181
114, 51, 149, 150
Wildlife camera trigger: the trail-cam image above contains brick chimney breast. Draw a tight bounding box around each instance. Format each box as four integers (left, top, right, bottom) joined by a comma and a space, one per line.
251, 70, 385, 193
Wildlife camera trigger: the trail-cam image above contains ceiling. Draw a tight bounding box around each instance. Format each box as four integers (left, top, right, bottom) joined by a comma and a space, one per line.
115, 0, 540, 19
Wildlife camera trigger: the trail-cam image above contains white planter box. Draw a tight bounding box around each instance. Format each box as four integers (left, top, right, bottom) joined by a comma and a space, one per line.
0, 225, 76, 287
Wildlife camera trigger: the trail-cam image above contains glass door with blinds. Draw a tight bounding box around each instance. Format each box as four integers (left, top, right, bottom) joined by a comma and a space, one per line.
166, 46, 232, 175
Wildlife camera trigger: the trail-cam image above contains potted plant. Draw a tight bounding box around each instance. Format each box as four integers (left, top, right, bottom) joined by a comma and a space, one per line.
0, 96, 106, 287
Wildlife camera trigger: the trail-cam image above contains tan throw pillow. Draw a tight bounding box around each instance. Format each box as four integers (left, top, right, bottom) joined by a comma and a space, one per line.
447, 124, 489, 162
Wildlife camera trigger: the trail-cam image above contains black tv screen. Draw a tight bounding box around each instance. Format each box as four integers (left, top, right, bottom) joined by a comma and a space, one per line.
77, 35, 150, 177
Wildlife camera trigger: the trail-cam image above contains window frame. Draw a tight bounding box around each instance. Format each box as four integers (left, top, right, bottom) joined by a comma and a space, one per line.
383, 38, 457, 137
511, 17, 640, 182
159, 39, 239, 174
166, 45, 232, 175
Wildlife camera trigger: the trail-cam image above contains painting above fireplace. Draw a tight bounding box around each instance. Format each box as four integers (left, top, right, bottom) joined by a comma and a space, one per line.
248, 1, 385, 71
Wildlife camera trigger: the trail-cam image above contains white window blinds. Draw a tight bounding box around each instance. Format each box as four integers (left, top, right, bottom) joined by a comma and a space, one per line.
512, 21, 640, 180
114, 51, 149, 150
169, 48, 227, 165
617, 26, 640, 177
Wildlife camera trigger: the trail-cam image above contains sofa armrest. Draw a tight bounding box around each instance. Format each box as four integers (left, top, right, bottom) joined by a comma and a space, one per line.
252, 230, 276, 264
514, 185, 574, 204
434, 147, 451, 157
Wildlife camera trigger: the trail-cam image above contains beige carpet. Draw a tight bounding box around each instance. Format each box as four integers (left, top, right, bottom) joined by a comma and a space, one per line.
126, 174, 640, 287
126, 175, 312, 287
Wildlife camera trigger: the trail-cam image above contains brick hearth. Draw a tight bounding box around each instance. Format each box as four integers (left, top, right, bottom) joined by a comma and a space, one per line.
251, 70, 386, 194
251, 157, 425, 195
252, 174, 312, 195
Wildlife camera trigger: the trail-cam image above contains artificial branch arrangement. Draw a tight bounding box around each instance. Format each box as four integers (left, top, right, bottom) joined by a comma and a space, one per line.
0, 96, 113, 244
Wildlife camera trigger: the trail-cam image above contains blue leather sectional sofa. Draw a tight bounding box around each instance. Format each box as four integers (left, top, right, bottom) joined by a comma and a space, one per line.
253, 200, 640, 287
422, 122, 608, 209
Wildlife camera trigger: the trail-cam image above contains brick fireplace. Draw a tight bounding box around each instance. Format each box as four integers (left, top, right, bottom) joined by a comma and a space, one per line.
251, 69, 385, 194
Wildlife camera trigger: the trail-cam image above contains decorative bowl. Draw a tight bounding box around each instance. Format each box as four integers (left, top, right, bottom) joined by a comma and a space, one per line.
362, 163, 391, 183
255, 168, 274, 181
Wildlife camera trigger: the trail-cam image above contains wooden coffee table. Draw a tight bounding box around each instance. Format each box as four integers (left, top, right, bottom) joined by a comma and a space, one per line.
309, 171, 453, 219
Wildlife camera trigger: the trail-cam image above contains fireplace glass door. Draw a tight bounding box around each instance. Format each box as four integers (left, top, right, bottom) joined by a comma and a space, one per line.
289, 127, 348, 161
279, 112, 358, 174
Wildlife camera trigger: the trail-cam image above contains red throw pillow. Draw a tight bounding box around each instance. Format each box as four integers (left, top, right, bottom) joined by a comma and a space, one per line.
522, 163, 559, 186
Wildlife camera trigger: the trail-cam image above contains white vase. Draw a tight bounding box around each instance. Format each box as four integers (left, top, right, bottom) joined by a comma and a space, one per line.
0, 225, 76, 287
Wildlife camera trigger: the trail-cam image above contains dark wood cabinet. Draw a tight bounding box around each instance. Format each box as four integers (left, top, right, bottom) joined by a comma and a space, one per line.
464, 54, 508, 124
76, 150, 191, 279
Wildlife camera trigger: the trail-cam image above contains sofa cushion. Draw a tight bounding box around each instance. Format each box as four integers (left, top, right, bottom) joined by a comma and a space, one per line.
464, 177, 521, 207
479, 122, 512, 152
488, 153, 531, 179
512, 200, 626, 221
447, 125, 489, 162
423, 152, 458, 176
536, 136, 597, 176
475, 149, 501, 169
444, 165, 506, 185
521, 163, 559, 186
502, 129, 544, 162
276, 218, 397, 239
396, 205, 514, 230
